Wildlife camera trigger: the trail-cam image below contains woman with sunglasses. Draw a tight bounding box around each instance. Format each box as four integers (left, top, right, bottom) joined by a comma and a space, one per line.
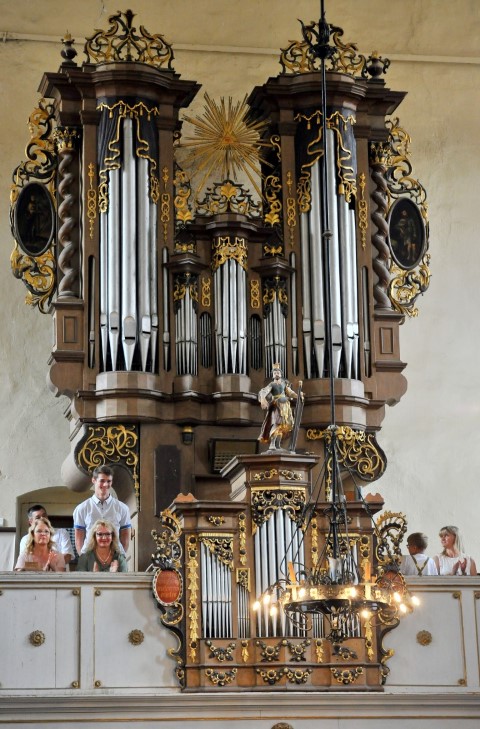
15, 516, 66, 572
76, 519, 128, 572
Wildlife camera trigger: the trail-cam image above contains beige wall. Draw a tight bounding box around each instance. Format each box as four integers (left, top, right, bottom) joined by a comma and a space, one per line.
0, 1, 478, 562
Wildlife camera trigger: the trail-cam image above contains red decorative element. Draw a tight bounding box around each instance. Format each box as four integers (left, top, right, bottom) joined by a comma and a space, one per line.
154, 569, 181, 605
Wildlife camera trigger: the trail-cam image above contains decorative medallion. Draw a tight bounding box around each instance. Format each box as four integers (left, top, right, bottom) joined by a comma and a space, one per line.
13, 182, 55, 257
416, 630, 432, 646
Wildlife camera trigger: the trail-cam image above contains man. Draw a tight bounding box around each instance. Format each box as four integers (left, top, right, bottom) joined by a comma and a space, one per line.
73, 465, 131, 556
400, 532, 438, 576
19, 504, 75, 565
258, 364, 302, 450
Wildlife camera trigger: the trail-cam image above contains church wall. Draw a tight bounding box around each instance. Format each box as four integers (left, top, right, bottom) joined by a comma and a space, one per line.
0, 1, 478, 565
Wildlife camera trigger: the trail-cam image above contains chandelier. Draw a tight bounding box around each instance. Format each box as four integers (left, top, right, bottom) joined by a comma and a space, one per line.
253, 0, 418, 646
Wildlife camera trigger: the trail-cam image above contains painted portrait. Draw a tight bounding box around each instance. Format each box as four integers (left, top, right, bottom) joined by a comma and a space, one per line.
388, 197, 425, 270
14, 182, 55, 257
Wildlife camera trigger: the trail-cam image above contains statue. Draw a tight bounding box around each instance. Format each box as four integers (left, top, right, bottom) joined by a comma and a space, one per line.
258, 364, 303, 451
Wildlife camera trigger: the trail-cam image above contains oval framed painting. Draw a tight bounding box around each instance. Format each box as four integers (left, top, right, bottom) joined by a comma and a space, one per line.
387, 197, 425, 270
153, 567, 182, 606
14, 182, 55, 257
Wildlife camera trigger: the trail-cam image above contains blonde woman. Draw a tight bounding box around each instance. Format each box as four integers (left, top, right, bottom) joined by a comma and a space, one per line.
15, 516, 66, 572
434, 525, 477, 576
76, 519, 128, 572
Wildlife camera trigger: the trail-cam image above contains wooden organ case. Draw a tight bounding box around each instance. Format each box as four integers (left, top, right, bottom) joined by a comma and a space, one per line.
9, 9, 430, 690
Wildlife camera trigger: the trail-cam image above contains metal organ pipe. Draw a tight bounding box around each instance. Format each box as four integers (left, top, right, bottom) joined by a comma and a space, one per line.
121, 118, 137, 371
309, 160, 326, 377
325, 128, 342, 378
214, 250, 247, 375
137, 156, 151, 372
107, 168, 120, 370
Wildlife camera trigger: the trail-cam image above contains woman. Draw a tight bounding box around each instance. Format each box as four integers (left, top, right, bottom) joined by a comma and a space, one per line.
76, 519, 127, 572
15, 516, 66, 572
434, 525, 477, 576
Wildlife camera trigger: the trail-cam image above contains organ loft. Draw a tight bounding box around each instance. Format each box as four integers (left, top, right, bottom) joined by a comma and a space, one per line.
9, 6, 430, 690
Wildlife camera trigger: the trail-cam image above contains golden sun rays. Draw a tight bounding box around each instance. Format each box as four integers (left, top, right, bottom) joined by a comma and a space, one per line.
179, 93, 269, 200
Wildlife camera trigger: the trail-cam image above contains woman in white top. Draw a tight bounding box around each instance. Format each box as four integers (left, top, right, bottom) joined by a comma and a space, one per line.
434, 525, 477, 576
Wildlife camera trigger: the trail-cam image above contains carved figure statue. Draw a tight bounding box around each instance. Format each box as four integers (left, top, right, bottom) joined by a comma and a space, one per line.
258, 364, 303, 451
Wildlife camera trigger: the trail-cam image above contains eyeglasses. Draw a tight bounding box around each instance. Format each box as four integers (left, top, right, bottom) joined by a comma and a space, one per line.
35, 530, 51, 535
96, 532, 113, 538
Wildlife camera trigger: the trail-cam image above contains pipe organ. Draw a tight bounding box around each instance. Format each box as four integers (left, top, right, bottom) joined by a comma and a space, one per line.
9, 8, 430, 690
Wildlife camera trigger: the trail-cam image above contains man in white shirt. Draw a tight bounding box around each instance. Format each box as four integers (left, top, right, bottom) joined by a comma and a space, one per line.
400, 532, 438, 576
73, 465, 131, 556
19, 504, 75, 565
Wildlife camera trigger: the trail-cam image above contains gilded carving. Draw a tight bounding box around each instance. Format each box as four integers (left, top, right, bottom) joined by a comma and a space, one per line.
306, 426, 386, 482
128, 629, 145, 646
174, 168, 194, 224
205, 640, 236, 662
253, 469, 302, 481
87, 163, 97, 239
180, 93, 268, 202
375, 511, 408, 567
263, 277, 288, 316
238, 512, 247, 566
75, 424, 140, 505
84, 9, 174, 68
173, 272, 198, 307
358, 172, 368, 249
279, 21, 367, 76
255, 640, 282, 662
364, 616, 374, 661
10, 247, 55, 313
29, 630, 45, 647
205, 668, 237, 686
237, 568, 250, 591
256, 667, 286, 685
186, 535, 199, 662
388, 257, 431, 318
151, 508, 184, 628
311, 516, 319, 567
211, 236, 247, 273
241, 640, 249, 662
416, 630, 432, 646
264, 174, 282, 227
385, 119, 431, 315
250, 486, 306, 530
315, 639, 325, 663
250, 279, 261, 309
331, 667, 364, 685
199, 534, 234, 569
285, 638, 311, 662
207, 515, 225, 527
10, 99, 57, 311
285, 668, 312, 684
201, 276, 211, 308
196, 180, 261, 218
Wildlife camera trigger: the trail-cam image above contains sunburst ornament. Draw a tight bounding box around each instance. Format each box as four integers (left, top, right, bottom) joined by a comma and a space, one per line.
179, 93, 269, 200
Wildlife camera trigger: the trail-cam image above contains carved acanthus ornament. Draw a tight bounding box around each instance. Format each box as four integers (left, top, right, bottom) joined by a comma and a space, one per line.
306, 426, 386, 483
10, 99, 57, 312
211, 236, 247, 273
84, 9, 174, 68
250, 486, 306, 530
75, 424, 140, 504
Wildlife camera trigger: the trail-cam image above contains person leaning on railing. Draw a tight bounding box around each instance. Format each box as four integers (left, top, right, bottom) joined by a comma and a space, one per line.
434, 525, 477, 576
14, 516, 66, 572
76, 519, 128, 573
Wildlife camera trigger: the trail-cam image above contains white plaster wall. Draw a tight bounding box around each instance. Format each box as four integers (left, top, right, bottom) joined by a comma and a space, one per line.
0, 1, 478, 563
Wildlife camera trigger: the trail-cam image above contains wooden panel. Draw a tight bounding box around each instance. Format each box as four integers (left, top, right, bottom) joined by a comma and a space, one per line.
386, 588, 466, 687
92, 585, 177, 689
0, 586, 79, 689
